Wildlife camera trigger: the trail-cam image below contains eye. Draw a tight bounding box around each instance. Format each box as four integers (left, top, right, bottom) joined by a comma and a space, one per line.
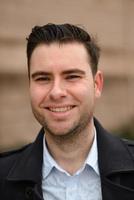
35, 76, 51, 82
66, 74, 81, 80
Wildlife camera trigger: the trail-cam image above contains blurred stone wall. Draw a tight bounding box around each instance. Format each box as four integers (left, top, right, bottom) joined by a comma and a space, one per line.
0, 0, 134, 151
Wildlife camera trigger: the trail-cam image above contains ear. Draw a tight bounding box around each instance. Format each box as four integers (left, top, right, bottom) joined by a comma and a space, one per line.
94, 70, 103, 98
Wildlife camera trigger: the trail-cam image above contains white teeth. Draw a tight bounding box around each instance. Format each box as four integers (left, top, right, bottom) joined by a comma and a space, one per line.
48, 106, 73, 112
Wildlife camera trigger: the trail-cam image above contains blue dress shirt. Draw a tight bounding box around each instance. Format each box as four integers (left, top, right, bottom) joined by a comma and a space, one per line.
42, 127, 102, 200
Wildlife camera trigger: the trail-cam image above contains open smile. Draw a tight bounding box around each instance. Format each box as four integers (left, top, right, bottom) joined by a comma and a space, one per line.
45, 106, 76, 113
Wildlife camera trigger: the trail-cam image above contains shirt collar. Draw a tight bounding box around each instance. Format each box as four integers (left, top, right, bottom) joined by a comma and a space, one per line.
42, 126, 99, 179
85, 127, 99, 175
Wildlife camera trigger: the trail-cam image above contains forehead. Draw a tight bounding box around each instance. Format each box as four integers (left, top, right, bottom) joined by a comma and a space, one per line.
30, 42, 91, 73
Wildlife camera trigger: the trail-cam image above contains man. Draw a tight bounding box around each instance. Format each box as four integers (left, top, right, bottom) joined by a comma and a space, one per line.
0, 23, 134, 200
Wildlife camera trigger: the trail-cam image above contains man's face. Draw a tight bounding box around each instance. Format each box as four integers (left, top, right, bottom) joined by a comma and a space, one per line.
29, 42, 103, 137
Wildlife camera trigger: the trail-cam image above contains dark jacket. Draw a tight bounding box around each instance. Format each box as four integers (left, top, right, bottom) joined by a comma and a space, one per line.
0, 119, 134, 200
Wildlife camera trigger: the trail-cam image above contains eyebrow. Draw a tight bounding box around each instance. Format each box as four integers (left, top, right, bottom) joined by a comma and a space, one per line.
62, 69, 86, 75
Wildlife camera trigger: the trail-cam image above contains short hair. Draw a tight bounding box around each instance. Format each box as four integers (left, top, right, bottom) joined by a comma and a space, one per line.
26, 23, 100, 75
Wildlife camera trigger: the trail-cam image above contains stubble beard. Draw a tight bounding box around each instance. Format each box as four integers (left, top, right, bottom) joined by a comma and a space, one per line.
32, 107, 94, 143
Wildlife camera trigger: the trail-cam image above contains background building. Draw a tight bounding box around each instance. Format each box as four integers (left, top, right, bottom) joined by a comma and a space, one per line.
0, 0, 134, 151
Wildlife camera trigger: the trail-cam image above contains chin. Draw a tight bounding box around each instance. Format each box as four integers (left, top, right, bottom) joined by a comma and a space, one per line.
46, 127, 71, 136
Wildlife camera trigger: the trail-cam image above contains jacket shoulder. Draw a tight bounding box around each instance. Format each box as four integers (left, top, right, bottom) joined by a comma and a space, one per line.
122, 139, 134, 148
122, 138, 134, 158
0, 143, 32, 178
0, 143, 31, 158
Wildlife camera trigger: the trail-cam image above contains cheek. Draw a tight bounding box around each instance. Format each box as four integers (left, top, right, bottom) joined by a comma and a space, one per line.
68, 86, 90, 107
70, 82, 94, 101
30, 86, 46, 106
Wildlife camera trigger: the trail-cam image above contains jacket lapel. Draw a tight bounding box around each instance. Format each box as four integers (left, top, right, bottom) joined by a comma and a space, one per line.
6, 128, 45, 200
94, 119, 134, 200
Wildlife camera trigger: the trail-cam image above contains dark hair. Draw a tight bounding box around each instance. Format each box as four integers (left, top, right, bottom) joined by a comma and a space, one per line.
26, 23, 100, 75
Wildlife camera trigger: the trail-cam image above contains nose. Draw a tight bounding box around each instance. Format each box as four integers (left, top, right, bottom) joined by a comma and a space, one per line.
49, 79, 67, 100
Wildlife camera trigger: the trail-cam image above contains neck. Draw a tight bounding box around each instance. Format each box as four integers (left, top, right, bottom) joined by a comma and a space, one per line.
45, 119, 95, 175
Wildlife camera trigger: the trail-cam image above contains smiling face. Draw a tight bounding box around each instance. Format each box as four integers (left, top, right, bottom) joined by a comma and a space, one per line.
29, 42, 103, 138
